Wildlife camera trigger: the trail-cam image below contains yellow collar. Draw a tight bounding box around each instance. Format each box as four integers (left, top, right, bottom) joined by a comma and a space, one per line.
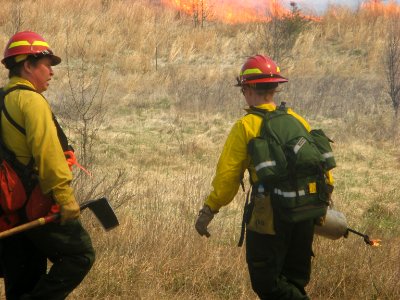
6, 76, 36, 91
245, 103, 277, 113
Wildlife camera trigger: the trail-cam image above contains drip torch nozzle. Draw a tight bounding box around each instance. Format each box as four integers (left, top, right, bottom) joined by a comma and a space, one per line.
346, 228, 381, 247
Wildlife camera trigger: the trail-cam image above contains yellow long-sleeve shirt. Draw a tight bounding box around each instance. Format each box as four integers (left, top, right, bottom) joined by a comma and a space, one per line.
204, 103, 334, 212
1, 77, 74, 205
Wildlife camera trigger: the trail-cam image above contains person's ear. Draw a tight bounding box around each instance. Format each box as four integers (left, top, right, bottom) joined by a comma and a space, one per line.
22, 60, 33, 75
247, 88, 254, 97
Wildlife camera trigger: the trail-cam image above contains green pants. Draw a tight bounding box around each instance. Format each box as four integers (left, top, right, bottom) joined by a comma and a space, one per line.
246, 217, 314, 300
0, 220, 95, 300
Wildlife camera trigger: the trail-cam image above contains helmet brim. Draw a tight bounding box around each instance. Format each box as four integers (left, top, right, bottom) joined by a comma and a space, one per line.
1, 53, 62, 68
50, 54, 61, 66
245, 77, 288, 84
235, 77, 288, 87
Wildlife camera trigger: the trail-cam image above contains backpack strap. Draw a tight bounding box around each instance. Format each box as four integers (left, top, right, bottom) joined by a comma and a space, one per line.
0, 86, 27, 135
247, 105, 287, 144
0, 87, 24, 161
238, 186, 252, 247
1, 85, 71, 152
52, 115, 71, 152
0, 87, 35, 191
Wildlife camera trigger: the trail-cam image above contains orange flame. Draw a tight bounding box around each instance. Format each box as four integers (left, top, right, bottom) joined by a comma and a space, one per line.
160, 0, 319, 24
361, 0, 400, 16
161, 0, 400, 23
368, 239, 382, 247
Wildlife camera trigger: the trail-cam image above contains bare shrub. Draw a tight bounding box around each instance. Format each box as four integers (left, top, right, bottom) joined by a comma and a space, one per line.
255, 1, 311, 63
52, 21, 131, 208
383, 14, 400, 121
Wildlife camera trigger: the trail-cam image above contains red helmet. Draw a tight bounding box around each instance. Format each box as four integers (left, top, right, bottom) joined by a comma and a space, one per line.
237, 54, 288, 86
2, 31, 61, 68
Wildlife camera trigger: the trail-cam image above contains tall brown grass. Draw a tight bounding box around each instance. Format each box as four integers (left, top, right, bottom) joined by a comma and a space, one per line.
0, 0, 399, 299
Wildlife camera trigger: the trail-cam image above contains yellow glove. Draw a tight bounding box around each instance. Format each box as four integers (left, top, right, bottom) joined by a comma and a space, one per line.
59, 197, 80, 224
195, 205, 215, 238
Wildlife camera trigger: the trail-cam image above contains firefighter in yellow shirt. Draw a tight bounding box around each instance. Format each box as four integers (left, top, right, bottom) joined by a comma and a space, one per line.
0, 31, 95, 300
195, 55, 334, 300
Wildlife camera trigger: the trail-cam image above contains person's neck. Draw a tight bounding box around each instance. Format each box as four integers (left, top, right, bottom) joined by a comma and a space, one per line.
252, 97, 275, 107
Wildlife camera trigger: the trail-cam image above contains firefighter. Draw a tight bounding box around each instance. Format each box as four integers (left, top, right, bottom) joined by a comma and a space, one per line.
0, 31, 95, 300
195, 55, 334, 299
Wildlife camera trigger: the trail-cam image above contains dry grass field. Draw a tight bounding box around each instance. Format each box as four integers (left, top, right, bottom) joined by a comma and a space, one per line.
1, 0, 400, 299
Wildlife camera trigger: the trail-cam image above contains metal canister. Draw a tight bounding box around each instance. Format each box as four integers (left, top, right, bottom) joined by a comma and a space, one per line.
314, 209, 348, 240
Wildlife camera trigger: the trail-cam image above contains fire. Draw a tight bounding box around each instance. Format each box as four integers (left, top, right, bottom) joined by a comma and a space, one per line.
361, 0, 400, 16
161, 0, 301, 24
368, 239, 382, 247
161, 0, 400, 24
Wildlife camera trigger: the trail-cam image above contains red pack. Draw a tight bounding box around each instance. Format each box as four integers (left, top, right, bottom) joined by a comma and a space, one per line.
0, 159, 27, 230
0, 159, 27, 212
0, 160, 58, 231
25, 185, 59, 221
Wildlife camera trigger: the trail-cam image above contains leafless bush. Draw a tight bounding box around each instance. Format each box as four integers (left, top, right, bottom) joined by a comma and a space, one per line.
257, 1, 311, 63
383, 14, 400, 121
54, 22, 130, 207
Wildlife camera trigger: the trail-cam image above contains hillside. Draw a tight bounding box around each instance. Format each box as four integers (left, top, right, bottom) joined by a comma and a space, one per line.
0, 1, 395, 124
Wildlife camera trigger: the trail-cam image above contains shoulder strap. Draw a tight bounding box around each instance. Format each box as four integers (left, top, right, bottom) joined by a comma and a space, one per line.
0, 86, 29, 135
247, 102, 288, 119
1, 85, 70, 152
247, 106, 286, 143
52, 115, 70, 151
0, 87, 32, 173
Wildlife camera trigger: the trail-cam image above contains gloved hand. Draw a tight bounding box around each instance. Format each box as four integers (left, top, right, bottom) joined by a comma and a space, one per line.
195, 205, 214, 237
59, 198, 80, 224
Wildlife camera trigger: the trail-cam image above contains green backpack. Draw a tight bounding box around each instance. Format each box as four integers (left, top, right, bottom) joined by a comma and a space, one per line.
247, 103, 336, 223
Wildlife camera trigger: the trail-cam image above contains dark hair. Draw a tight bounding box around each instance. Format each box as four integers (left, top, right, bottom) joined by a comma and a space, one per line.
5, 55, 41, 78
249, 82, 279, 96
253, 82, 278, 90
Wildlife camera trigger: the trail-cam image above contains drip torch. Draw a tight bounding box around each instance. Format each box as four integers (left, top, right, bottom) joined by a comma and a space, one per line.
314, 209, 381, 246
